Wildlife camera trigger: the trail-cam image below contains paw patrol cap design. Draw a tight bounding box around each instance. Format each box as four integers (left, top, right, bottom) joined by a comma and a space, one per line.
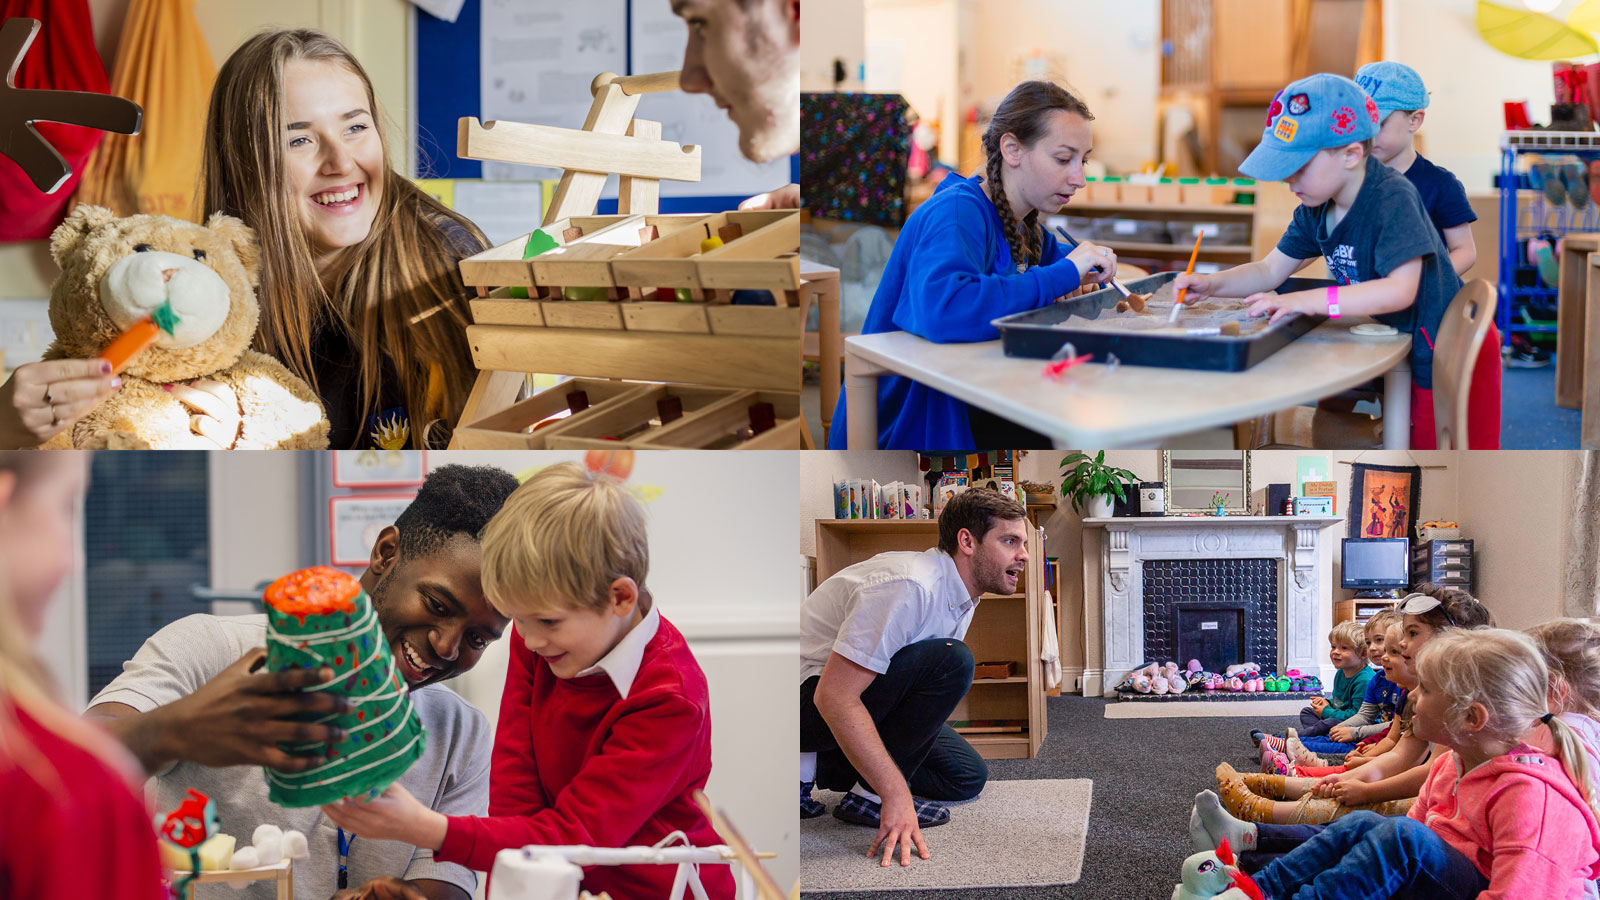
1240, 72, 1381, 182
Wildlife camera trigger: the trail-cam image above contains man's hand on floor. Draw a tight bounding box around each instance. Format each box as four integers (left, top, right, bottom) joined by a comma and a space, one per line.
869, 793, 930, 867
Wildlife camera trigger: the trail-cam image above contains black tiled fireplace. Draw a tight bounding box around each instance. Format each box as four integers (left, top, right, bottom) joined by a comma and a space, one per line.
1141, 558, 1278, 673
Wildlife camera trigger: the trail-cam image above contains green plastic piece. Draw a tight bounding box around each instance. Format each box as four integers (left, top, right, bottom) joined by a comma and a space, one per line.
510, 229, 560, 299
151, 301, 181, 336
564, 286, 609, 302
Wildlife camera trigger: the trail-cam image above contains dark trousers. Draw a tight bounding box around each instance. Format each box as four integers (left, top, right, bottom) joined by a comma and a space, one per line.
800, 638, 988, 801
1298, 707, 1336, 738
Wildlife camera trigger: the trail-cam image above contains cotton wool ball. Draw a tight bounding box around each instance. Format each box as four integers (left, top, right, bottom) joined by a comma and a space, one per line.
252, 824, 283, 865
230, 846, 260, 870
283, 830, 309, 861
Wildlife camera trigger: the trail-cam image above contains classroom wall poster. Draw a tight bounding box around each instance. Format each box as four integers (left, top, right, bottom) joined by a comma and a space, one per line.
329, 495, 417, 566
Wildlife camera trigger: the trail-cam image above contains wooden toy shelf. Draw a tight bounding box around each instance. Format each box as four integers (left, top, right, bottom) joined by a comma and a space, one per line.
452, 377, 802, 450
447, 69, 805, 448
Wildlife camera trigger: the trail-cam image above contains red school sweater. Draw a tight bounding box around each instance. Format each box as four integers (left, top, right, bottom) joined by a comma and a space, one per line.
0, 706, 165, 900
438, 614, 734, 900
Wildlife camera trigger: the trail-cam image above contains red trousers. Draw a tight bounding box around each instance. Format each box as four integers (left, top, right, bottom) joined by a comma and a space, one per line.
1409, 323, 1502, 449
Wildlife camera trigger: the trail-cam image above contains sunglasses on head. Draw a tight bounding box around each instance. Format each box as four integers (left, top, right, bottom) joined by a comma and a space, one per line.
1399, 593, 1459, 629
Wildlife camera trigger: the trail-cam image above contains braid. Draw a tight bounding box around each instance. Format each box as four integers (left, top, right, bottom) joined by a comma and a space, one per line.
984, 149, 1028, 272
980, 80, 1095, 275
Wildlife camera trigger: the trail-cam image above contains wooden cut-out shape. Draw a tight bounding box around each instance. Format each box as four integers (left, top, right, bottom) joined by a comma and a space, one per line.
0, 17, 143, 193
717, 223, 743, 244
566, 391, 590, 414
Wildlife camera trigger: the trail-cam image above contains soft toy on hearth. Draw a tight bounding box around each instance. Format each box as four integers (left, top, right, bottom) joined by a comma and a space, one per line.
39, 205, 328, 448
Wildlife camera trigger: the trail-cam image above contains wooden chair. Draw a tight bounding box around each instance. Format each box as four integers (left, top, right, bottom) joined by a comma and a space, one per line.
1246, 279, 1498, 449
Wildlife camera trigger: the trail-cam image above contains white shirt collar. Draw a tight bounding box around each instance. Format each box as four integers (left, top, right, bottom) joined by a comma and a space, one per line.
575, 602, 660, 698
934, 549, 980, 614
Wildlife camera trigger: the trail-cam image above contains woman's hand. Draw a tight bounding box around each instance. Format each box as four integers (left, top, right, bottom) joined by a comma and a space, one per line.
1065, 240, 1116, 286
322, 784, 448, 851
0, 358, 121, 448
167, 379, 241, 449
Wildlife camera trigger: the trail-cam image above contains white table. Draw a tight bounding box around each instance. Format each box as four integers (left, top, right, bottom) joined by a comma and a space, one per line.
844, 317, 1413, 448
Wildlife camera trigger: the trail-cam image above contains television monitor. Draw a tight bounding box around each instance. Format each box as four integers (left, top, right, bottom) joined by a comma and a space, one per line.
1341, 538, 1410, 590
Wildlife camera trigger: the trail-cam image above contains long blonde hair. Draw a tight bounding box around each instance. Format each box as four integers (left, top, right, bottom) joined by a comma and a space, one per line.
1416, 628, 1600, 823
199, 28, 485, 448
1527, 618, 1600, 719
0, 453, 143, 793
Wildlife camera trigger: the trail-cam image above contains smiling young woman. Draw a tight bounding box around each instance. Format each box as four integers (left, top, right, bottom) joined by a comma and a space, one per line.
199, 29, 486, 449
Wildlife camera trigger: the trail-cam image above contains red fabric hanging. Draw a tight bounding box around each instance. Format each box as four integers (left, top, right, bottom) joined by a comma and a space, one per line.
0, 0, 110, 241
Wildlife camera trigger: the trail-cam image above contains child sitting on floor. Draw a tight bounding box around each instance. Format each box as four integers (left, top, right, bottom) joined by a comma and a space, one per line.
1252, 620, 1372, 753
321, 462, 734, 900
1184, 628, 1600, 900
1211, 587, 1493, 824
1265, 611, 1406, 772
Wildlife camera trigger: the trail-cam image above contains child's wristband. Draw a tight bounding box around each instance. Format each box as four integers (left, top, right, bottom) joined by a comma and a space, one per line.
1326, 285, 1342, 319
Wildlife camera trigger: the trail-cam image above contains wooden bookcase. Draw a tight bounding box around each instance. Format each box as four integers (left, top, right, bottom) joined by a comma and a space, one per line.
813, 519, 1048, 760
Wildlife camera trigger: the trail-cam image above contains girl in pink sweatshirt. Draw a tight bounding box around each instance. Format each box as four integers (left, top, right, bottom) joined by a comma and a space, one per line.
1188, 627, 1600, 900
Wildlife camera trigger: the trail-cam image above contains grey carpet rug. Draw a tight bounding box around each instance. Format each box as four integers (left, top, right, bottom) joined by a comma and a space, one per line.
800, 779, 1092, 892
800, 694, 1301, 900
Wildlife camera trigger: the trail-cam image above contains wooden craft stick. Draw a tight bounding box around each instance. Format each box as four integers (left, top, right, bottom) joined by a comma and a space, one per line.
692, 791, 787, 900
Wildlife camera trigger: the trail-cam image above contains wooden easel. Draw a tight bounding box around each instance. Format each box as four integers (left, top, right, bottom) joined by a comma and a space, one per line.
448, 70, 808, 449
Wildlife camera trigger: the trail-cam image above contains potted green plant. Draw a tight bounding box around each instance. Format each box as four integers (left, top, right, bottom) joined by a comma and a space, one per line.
1060, 451, 1142, 518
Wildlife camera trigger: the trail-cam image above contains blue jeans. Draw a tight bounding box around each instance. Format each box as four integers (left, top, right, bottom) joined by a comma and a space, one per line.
1240, 823, 1329, 873
1252, 811, 1489, 900
1299, 733, 1358, 754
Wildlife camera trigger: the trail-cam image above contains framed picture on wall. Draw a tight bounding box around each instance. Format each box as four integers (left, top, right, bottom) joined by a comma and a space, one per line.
1348, 463, 1422, 540
332, 451, 427, 488
329, 494, 415, 566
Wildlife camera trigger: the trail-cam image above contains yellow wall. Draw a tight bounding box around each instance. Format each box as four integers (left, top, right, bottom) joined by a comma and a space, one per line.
1, 0, 413, 300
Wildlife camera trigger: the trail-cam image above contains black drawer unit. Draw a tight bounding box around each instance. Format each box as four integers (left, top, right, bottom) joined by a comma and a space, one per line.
1412, 539, 1474, 590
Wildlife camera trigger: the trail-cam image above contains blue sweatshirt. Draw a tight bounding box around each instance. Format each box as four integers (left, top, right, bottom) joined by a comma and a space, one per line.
1322, 664, 1376, 720
826, 172, 1083, 450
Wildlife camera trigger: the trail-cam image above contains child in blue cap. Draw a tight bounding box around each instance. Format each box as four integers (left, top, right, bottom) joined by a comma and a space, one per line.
1357, 60, 1500, 448
827, 80, 1119, 450
1356, 61, 1477, 277
1174, 73, 1473, 451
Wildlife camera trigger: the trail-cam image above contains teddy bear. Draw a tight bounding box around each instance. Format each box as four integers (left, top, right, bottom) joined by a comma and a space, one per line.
40, 205, 329, 449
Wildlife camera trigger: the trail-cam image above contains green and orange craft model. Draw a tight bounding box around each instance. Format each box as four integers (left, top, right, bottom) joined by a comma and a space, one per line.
261, 566, 427, 807
99, 300, 180, 373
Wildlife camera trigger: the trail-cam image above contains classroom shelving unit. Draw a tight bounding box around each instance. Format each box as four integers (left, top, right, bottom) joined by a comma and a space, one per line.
446, 70, 806, 449
812, 519, 1048, 760
1496, 130, 1600, 351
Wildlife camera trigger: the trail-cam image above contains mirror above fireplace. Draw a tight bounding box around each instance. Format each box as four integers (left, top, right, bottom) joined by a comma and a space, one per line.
1162, 451, 1252, 515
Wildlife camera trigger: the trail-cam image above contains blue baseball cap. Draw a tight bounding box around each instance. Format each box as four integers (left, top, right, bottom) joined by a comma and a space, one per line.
1355, 61, 1430, 120
1239, 73, 1382, 182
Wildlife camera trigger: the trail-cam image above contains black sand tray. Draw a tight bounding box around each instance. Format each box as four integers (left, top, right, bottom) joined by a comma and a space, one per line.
992, 271, 1337, 372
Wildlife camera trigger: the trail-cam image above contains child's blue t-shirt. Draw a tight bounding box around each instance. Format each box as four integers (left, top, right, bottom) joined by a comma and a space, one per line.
826, 172, 1082, 451
1362, 667, 1405, 720
1401, 152, 1477, 246
1274, 155, 1460, 390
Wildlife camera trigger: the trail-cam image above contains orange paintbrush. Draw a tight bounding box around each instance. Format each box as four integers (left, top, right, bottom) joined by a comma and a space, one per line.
1168, 232, 1205, 324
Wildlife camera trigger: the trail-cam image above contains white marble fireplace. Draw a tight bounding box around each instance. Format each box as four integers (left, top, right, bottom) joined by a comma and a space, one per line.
1083, 516, 1341, 696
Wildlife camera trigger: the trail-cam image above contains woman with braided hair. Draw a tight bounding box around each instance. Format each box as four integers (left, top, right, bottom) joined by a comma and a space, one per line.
827, 80, 1118, 450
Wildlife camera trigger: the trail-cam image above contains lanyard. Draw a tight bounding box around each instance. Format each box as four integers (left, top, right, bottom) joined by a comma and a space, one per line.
337, 827, 354, 890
